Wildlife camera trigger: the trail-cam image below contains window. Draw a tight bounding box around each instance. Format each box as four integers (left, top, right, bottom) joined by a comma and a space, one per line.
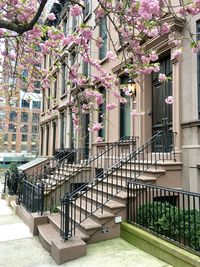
63, 19, 68, 37
120, 76, 131, 138
32, 125, 39, 134
53, 76, 57, 99
12, 134, 16, 141
99, 18, 107, 60
21, 112, 29, 122
21, 99, 30, 108
83, 0, 90, 19
42, 89, 45, 112
3, 134, 8, 142
83, 61, 89, 77
11, 144, 15, 151
32, 101, 41, 109
47, 88, 50, 109
98, 87, 106, 139
32, 113, 39, 123
21, 125, 28, 133
34, 81, 41, 88
22, 134, 27, 142
62, 63, 66, 94
44, 55, 47, 69
9, 111, 17, 122
72, 16, 77, 32
31, 135, 38, 143
9, 124, 16, 132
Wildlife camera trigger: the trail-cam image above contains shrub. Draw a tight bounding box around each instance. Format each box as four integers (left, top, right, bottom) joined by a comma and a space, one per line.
136, 201, 200, 251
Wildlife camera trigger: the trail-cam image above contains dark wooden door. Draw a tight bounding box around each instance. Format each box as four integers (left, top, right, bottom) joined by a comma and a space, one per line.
152, 56, 172, 152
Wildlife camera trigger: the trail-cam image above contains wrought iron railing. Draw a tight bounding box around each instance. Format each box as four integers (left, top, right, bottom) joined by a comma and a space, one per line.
127, 181, 200, 255
43, 136, 137, 212
60, 131, 176, 240
17, 136, 137, 213
18, 179, 44, 215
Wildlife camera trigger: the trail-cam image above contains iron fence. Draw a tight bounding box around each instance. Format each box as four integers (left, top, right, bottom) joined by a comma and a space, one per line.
127, 181, 200, 255
18, 179, 44, 215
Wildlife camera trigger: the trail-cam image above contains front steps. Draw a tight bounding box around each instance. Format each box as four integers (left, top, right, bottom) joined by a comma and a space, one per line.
36, 158, 182, 264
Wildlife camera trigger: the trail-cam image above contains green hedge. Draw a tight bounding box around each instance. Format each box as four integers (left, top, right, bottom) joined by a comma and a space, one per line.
136, 202, 200, 251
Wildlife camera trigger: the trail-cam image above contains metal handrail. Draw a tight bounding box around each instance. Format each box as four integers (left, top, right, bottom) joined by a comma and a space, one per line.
24, 148, 78, 184
61, 131, 176, 240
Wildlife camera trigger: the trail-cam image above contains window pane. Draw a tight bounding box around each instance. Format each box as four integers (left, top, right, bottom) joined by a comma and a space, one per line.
32, 101, 41, 109
9, 111, 17, 122
32, 125, 39, 134
62, 63, 66, 94
21, 99, 30, 108
9, 124, 16, 132
3, 134, 8, 141
22, 134, 27, 142
31, 135, 38, 143
21, 112, 29, 122
83, 0, 90, 18
12, 134, 16, 141
32, 113, 39, 123
99, 18, 107, 60
21, 125, 28, 133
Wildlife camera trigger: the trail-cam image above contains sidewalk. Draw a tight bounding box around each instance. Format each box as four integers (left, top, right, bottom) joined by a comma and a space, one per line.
0, 174, 172, 267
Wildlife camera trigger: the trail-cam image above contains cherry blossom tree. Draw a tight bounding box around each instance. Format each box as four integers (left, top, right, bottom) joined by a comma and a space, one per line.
1, 0, 200, 133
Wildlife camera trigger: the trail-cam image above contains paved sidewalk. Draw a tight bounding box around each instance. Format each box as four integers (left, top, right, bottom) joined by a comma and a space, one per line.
0, 174, 172, 267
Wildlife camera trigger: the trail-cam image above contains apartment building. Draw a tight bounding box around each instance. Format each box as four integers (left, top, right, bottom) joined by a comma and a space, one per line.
39, 0, 200, 193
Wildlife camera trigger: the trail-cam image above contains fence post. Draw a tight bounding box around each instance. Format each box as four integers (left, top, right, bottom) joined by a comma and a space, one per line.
61, 193, 72, 241
39, 182, 44, 215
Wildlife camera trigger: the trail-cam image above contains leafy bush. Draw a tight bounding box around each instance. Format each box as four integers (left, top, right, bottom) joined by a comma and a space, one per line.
136, 201, 200, 251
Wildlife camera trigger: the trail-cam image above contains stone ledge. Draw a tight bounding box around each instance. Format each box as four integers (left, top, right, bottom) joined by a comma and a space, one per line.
121, 222, 200, 267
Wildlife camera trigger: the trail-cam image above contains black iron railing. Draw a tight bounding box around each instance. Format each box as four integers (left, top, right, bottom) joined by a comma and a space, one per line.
127, 181, 200, 255
18, 179, 44, 215
60, 131, 176, 240
45, 136, 137, 212
3, 169, 23, 196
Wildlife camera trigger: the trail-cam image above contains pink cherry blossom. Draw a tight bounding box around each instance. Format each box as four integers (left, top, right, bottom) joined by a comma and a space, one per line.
106, 51, 117, 61
165, 96, 174, 105
96, 137, 103, 143
131, 110, 140, 117
158, 73, 168, 82
171, 49, 182, 60
48, 13, 56, 21
71, 4, 82, 17
89, 123, 104, 132
106, 103, 117, 110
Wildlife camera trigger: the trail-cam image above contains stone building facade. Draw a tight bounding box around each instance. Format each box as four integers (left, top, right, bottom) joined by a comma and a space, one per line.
40, 0, 200, 193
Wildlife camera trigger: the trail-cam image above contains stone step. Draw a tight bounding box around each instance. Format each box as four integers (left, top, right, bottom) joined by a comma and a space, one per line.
75, 192, 126, 214
38, 223, 60, 252
48, 213, 89, 241
38, 223, 86, 265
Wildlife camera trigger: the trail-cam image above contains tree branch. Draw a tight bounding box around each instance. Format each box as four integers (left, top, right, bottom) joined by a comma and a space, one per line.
0, 0, 48, 34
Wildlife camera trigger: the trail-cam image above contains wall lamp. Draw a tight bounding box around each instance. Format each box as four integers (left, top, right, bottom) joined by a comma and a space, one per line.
127, 79, 136, 97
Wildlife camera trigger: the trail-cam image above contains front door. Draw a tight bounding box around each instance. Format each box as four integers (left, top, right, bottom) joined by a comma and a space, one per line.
152, 56, 172, 152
